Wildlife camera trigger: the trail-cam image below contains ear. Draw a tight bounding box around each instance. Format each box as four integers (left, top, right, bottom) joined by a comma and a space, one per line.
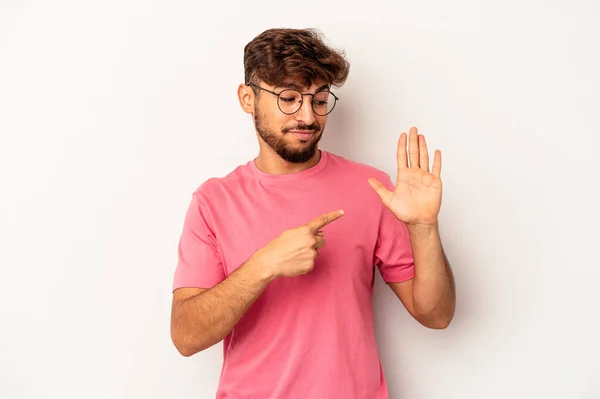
238, 84, 255, 114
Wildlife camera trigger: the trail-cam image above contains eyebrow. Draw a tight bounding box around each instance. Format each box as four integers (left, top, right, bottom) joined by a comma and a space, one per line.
276, 82, 331, 92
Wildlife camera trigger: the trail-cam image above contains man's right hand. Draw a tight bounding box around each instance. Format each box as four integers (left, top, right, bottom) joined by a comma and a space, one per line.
248, 210, 345, 279
171, 209, 345, 356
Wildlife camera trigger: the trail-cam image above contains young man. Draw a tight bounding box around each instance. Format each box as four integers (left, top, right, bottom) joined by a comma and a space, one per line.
170, 28, 455, 399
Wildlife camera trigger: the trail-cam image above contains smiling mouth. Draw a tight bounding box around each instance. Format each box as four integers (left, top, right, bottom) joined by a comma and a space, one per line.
289, 131, 314, 140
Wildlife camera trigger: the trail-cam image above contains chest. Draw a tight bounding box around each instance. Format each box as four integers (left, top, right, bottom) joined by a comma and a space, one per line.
211, 183, 382, 282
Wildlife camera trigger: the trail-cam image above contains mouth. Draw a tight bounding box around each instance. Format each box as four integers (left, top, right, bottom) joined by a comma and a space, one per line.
288, 130, 315, 141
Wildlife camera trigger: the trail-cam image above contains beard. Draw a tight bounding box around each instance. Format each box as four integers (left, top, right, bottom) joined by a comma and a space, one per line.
254, 105, 323, 164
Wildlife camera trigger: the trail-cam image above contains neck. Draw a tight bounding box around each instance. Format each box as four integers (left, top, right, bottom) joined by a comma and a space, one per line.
254, 144, 321, 175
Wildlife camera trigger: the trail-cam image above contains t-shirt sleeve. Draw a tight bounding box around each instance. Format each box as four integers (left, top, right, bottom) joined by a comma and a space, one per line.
373, 174, 415, 283
172, 193, 225, 291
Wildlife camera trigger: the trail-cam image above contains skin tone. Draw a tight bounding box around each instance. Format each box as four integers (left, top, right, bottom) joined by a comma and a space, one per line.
369, 128, 455, 328
242, 80, 331, 174
170, 80, 455, 357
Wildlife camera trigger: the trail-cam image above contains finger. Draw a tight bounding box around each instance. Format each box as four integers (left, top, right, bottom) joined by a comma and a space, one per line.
367, 178, 393, 207
314, 236, 326, 249
306, 210, 345, 233
419, 134, 430, 172
408, 126, 419, 168
397, 133, 408, 170
315, 230, 326, 237
432, 149, 442, 178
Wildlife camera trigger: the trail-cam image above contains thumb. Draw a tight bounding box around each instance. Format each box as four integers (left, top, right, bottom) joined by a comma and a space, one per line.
368, 178, 393, 206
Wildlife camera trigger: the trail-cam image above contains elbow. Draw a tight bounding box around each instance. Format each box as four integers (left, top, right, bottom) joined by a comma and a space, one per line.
174, 342, 199, 357
178, 349, 199, 358
175, 347, 192, 357
171, 330, 206, 357
413, 296, 455, 330
173, 338, 206, 357
417, 314, 453, 330
414, 304, 455, 330
427, 315, 453, 330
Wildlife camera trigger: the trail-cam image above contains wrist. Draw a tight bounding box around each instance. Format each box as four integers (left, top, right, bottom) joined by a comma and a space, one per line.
406, 221, 439, 237
407, 219, 438, 230
244, 253, 278, 283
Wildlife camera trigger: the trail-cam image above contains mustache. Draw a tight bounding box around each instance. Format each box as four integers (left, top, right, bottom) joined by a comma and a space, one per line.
283, 122, 320, 133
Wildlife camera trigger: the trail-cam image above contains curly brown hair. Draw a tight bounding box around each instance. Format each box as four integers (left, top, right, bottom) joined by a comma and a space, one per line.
243, 28, 350, 91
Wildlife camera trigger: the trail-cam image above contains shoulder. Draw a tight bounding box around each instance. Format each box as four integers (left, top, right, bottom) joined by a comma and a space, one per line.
191, 163, 249, 205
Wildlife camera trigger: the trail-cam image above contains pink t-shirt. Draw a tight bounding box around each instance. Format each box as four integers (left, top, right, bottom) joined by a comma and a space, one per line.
173, 150, 415, 399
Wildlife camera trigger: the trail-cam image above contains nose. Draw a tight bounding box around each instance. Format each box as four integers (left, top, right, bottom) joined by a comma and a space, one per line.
295, 95, 316, 126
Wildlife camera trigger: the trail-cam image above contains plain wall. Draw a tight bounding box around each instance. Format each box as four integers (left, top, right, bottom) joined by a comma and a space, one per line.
1, 1, 599, 398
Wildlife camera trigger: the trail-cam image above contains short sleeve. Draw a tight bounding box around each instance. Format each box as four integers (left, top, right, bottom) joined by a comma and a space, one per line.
374, 174, 415, 283
172, 193, 225, 291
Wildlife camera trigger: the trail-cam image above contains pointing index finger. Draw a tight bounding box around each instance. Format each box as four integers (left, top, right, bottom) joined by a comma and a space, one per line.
307, 210, 345, 233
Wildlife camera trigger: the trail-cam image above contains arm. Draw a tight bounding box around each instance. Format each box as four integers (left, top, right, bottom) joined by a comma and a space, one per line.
367, 126, 456, 329
171, 260, 274, 357
388, 223, 455, 329
170, 210, 345, 357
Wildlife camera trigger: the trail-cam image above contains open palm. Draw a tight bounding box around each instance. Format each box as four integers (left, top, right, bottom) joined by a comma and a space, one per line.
368, 126, 443, 226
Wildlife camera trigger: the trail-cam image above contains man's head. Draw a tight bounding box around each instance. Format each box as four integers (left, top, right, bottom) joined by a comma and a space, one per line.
238, 28, 350, 163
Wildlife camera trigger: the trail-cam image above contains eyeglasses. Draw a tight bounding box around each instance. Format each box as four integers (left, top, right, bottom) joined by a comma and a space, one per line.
247, 83, 339, 116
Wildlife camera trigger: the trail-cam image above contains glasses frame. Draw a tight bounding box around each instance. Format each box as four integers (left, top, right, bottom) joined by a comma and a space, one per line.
246, 83, 339, 116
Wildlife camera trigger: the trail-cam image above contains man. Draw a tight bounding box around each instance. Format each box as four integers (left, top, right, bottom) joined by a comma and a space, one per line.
170, 28, 455, 399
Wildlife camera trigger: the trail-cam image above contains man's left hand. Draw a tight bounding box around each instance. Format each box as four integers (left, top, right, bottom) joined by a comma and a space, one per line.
368, 126, 443, 227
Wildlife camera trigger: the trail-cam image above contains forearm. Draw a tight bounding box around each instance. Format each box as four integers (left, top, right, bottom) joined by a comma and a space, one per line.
408, 224, 455, 322
172, 260, 275, 356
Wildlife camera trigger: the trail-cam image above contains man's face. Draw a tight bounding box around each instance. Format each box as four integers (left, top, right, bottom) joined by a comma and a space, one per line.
253, 81, 330, 163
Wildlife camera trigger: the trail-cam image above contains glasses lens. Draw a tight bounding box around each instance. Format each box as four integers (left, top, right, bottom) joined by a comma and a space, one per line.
278, 90, 302, 114
312, 91, 336, 115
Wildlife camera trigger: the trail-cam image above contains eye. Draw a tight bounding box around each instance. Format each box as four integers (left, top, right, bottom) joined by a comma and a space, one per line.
280, 97, 296, 102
